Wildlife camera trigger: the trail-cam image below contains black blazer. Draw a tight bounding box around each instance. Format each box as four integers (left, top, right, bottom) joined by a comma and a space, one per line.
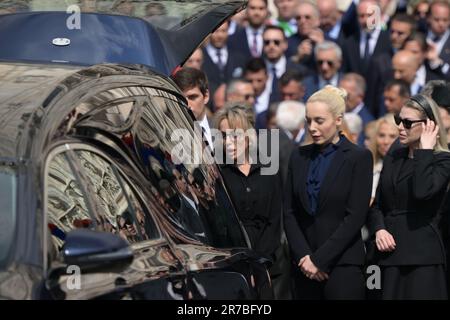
367, 148, 450, 266
342, 29, 392, 76
284, 136, 373, 272
201, 47, 247, 96
228, 27, 258, 62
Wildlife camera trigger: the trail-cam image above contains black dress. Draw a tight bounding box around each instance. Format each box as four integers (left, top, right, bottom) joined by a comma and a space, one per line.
368, 148, 450, 300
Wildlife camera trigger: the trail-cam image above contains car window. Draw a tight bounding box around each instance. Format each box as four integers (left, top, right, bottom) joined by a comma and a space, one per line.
47, 153, 93, 250
0, 166, 17, 264
74, 150, 160, 242
46, 150, 160, 252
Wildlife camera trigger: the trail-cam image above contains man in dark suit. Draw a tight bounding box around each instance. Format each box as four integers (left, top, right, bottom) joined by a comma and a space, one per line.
286, 1, 323, 75
228, 0, 269, 62
364, 13, 416, 117
426, 1, 450, 80
342, 0, 392, 76
262, 25, 307, 103
317, 0, 357, 46
302, 41, 343, 100
340, 73, 375, 146
202, 20, 246, 106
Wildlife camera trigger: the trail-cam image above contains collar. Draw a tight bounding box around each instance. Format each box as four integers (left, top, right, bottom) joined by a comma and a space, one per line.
349, 102, 365, 115
246, 25, 264, 36
319, 73, 339, 87
265, 55, 287, 77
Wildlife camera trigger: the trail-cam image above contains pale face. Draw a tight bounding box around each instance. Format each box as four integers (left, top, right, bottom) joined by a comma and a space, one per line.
227, 83, 256, 106
317, 0, 339, 32
219, 119, 248, 161
184, 49, 204, 70
428, 3, 450, 36
247, 0, 268, 28
376, 122, 399, 157
245, 69, 268, 96
210, 22, 229, 49
306, 101, 342, 145
263, 29, 288, 62
392, 54, 419, 84
339, 79, 362, 111
316, 48, 341, 80
275, 0, 298, 21
390, 20, 413, 49
403, 40, 426, 66
358, 0, 379, 32
183, 86, 209, 120
281, 80, 305, 101
397, 106, 425, 146
439, 107, 450, 131
295, 3, 320, 36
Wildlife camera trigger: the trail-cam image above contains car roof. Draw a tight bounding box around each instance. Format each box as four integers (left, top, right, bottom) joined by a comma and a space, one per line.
0, 0, 247, 74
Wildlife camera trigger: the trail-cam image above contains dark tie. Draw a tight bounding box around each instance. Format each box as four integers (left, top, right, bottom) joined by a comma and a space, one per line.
270, 66, 279, 102
216, 49, 224, 71
433, 34, 441, 43
363, 32, 372, 71
251, 32, 259, 57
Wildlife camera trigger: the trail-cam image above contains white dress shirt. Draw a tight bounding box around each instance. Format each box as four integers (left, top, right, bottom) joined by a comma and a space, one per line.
410, 64, 426, 95
360, 27, 382, 59
206, 44, 228, 67
245, 26, 264, 57
198, 114, 213, 148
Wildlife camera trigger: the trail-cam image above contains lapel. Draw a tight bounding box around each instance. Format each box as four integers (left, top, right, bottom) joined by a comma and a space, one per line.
389, 147, 408, 191
298, 146, 314, 215
316, 137, 350, 212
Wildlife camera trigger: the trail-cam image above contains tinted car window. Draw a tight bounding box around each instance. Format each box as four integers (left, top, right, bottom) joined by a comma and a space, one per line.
47, 153, 92, 250
0, 166, 16, 264
74, 150, 160, 243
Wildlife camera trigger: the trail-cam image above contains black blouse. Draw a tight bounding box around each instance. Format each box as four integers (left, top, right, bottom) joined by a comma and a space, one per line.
220, 163, 282, 259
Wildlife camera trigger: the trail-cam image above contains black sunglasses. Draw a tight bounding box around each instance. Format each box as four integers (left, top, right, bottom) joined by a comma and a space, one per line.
317, 60, 335, 67
263, 39, 282, 46
394, 114, 427, 129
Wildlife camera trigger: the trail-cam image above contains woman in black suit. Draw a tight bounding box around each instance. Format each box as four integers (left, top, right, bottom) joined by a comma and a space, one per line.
215, 104, 284, 297
367, 94, 450, 300
284, 86, 373, 300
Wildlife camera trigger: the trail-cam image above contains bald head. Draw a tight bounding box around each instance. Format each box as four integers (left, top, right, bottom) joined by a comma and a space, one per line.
392, 50, 420, 84
317, 0, 340, 32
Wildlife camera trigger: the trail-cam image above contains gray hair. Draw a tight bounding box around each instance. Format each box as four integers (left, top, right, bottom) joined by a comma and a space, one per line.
276, 100, 306, 131
344, 113, 363, 136
314, 40, 343, 61
225, 78, 251, 99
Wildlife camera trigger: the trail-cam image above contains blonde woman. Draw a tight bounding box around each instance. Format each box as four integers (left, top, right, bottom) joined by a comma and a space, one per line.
368, 94, 450, 299
284, 86, 373, 299
368, 114, 399, 203
214, 104, 283, 281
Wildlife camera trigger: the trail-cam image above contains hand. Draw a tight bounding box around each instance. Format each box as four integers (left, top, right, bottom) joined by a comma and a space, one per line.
297, 39, 313, 60
309, 28, 325, 44
426, 41, 441, 65
375, 229, 396, 252
420, 119, 439, 150
299, 255, 325, 281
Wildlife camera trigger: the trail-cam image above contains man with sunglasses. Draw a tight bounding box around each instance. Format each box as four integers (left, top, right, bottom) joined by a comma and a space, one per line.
262, 25, 306, 104
303, 41, 343, 100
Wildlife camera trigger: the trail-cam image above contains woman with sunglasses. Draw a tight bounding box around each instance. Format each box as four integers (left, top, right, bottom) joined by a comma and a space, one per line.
284, 86, 373, 299
368, 94, 450, 300
214, 104, 284, 297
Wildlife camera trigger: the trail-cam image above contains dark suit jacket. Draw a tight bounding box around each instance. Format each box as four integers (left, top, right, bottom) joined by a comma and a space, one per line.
202, 47, 247, 96
284, 136, 373, 272
365, 52, 393, 117
228, 27, 260, 62
342, 29, 392, 76
367, 148, 450, 266
302, 73, 343, 101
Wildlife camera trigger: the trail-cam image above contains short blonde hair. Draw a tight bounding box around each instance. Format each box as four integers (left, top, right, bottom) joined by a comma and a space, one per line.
213, 103, 255, 130
307, 85, 347, 118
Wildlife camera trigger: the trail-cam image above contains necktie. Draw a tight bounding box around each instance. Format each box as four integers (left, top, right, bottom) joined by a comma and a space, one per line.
251, 31, 259, 57
363, 32, 372, 71
270, 66, 279, 102
216, 49, 224, 71
433, 34, 441, 43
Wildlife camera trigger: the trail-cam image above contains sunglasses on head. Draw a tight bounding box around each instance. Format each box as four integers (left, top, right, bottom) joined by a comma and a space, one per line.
394, 114, 427, 129
316, 60, 334, 67
263, 39, 282, 46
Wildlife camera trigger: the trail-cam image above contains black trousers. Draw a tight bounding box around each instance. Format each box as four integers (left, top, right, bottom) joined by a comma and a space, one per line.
292, 265, 366, 300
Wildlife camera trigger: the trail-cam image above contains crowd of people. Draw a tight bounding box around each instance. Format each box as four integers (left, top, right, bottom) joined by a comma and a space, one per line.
172, 0, 450, 300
